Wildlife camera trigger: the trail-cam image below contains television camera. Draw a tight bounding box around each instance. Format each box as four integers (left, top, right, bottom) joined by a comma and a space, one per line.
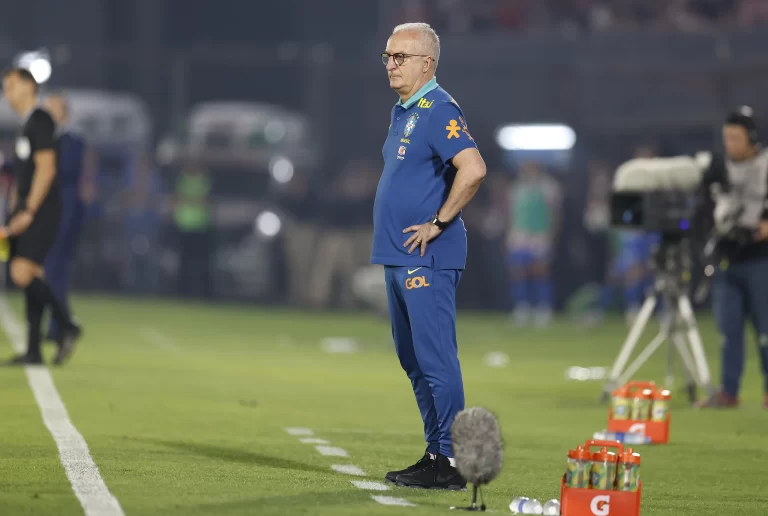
602, 152, 719, 404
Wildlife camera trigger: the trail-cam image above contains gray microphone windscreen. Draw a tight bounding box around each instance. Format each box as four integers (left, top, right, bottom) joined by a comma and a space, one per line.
451, 407, 503, 485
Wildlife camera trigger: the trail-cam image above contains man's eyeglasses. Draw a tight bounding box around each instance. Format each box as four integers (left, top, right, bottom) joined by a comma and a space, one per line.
381, 53, 430, 66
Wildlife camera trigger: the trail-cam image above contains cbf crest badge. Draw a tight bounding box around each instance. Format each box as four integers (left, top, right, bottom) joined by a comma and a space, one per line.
403, 112, 419, 138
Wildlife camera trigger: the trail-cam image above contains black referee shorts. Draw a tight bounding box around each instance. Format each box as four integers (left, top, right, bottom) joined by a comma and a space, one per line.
9, 202, 61, 265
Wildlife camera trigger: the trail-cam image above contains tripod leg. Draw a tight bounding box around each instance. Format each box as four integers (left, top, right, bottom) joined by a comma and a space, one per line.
672, 331, 698, 403
666, 321, 676, 389
677, 295, 715, 394
603, 295, 658, 400
617, 331, 667, 387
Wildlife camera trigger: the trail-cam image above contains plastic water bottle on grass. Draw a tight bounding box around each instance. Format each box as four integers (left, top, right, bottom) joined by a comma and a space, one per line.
509, 497, 529, 513
522, 499, 543, 514
542, 499, 561, 515
593, 430, 650, 445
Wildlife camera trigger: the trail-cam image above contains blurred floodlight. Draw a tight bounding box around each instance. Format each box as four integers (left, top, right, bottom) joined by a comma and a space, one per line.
496, 124, 576, 151
17, 51, 52, 84
255, 211, 282, 237
270, 156, 294, 183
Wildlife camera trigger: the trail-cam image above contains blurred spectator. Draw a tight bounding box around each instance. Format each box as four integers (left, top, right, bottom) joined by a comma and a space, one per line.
280, 171, 318, 307
583, 159, 613, 236
591, 145, 659, 326
43, 94, 87, 341
736, 0, 768, 27
661, 0, 711, 32
173, 161, 213, 299
121, 155, 163, 295
398, 0, 768, 34
396, 0, 434, 27
496, 0, 531, 31
308, 160, 377, 309
460, 174, 509, 309
505, 162, 563, 328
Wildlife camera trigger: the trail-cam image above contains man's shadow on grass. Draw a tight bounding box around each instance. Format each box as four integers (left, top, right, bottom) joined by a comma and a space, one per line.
127, 437, 328, 474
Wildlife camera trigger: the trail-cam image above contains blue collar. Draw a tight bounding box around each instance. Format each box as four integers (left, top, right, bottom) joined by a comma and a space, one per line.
396, 77, 438, 109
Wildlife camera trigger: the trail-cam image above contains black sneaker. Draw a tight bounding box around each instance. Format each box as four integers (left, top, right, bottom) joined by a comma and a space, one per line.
395, 453, 467, 491
54, 323, 82, 366
5, 353, 43, 366
385, 450, 435, 484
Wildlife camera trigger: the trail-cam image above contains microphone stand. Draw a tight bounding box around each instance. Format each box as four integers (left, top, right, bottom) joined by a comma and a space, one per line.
450, 484, 486, 511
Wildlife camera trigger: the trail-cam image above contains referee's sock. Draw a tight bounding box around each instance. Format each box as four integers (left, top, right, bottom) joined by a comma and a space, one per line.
25, 288, 44, 360
27, 278, 74, 331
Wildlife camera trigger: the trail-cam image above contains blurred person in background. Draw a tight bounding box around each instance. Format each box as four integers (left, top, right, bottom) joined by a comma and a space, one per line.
308, 159, 377, 309
42, 93, 86, 345
173, 161, 213, 299
580, 159, 614, 325
121, 155, 162, 295
375, 22, 486, 490
280, 170, 318, 307
1, 67, 80, 366
735, 0, 768, 26
599, 144, 659, 325
506, 161, 563, 328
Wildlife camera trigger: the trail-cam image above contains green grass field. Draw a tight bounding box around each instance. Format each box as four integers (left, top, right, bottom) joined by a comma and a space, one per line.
0, 294, 766, 515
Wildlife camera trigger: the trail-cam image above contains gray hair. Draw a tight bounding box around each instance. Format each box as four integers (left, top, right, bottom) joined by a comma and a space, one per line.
392, 22, 440, 71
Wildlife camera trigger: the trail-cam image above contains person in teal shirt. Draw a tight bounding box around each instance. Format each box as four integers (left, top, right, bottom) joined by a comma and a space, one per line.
506, 161, 562, 327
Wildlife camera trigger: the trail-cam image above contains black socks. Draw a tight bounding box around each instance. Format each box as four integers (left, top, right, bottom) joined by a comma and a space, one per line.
26, 277, 73, 331
25, 289, 43, 359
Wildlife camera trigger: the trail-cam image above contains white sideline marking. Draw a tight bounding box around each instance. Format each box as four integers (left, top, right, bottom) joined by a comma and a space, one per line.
280, 427, 418, 507
285, 427, 314, 436
315, 445, 349, 457
138, 326, 179, 352
299, 438, 330, 444
351, 480, 391, 491
0, 297, 125, 516
372, 495, 416, 507
331, 464, 367, 476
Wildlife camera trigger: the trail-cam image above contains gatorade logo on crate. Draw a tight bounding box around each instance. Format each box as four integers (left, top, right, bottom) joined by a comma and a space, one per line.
590, 495, 611, 515
628, 423, 646, 434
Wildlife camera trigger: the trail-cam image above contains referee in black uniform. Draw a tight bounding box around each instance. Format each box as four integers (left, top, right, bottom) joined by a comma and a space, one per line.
2, 67, 81, 365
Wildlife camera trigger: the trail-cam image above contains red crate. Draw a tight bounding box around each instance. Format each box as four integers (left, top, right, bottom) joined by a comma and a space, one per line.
560, 440, 642, 516
608, 381, 670, 444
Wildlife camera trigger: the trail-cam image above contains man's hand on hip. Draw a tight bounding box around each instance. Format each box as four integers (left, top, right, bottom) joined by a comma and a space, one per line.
403, 222, 442, 257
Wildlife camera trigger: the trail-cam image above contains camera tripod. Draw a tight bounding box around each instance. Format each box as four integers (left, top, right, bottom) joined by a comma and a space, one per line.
601, 238, 718, 404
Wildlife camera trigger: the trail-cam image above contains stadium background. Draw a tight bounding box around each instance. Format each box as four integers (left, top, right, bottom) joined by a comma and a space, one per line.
2, 3, 768, 515
2, 0, 767, 312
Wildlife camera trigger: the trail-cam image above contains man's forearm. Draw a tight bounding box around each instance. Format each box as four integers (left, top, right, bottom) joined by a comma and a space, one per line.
437, 165, 486, 223
26, 167, 56, 213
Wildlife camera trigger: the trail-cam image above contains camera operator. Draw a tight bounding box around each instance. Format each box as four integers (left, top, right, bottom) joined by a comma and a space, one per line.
697, 107, 768, 409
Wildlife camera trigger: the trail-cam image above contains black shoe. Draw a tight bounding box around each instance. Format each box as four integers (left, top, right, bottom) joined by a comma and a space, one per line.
5, 353, 43, 366
385, 450, 435, 484
395, 454, 467, 491
54, 323, 82, 366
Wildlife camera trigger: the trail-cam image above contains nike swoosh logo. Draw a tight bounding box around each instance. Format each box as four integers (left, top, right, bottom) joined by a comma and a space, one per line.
408, 267, 422, 274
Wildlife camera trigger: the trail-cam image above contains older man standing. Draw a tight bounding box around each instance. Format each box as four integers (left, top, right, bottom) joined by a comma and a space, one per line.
372, 23, 487, 490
